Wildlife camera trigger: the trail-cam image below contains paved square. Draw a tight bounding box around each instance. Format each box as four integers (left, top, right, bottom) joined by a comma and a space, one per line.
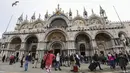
0, 62, 130, 73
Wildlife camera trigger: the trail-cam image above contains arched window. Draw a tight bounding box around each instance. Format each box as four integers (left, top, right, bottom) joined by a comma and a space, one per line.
50, 18, 67, 28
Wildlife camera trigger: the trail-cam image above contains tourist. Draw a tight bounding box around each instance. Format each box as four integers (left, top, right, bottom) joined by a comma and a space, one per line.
32, 54, 39, 68
55, 53, 61, 71
2, 54, 6, 63
70, 53, 75, 71
92, 51, 103, 70
43, 50, 55, 73
20, 54, 25, 67
119, 52, 128, 73
40, 59, 44, 69
75, 53, 80, 69
108, 52, 116, 69
9, 54, 14, 65
114, 52, 119, 66
24, 53, 31, 71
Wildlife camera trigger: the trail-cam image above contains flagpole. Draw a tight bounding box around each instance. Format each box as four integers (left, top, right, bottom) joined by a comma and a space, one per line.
4, 15, 13, 33
113, 6, 124, 27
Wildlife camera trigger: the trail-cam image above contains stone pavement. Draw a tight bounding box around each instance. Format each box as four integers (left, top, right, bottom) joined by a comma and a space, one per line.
0, 62, 130, 73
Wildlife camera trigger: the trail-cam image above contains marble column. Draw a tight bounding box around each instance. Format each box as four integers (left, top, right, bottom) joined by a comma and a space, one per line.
111, 38, 115, 47
7, 42, 10, 50
91, 39, 97, 50
90, 39, 97, 55
20, 42, 26, 50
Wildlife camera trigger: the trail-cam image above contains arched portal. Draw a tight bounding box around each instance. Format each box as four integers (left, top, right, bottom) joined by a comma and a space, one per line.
47, 31, 66, 55
10, 37, 21, 51
79, 44, 86, 56
95, 33, 112, 53
25, 35, 38, 58
51, 42, 62, 55
75, 33, 91, 56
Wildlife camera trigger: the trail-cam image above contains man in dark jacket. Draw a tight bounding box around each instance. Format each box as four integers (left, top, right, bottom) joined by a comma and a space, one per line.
119, 52, 128, 73
92, 52, 103, 70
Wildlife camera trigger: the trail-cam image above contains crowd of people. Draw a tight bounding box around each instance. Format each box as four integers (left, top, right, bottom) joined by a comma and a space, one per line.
1, 50, 130, 73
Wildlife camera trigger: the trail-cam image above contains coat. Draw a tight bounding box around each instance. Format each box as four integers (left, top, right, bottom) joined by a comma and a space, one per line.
43, 53, 55, 66
119, 55, 128, 67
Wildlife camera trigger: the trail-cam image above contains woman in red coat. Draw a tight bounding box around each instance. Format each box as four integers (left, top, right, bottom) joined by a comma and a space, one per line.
43, 50, 55, 73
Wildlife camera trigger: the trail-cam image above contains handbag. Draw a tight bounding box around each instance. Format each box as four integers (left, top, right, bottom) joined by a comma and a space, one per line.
43, 54, 49, 68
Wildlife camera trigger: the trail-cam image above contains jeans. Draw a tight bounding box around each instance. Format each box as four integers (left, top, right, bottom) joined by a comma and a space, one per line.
24, 61, 28, 71
55, 61, 61, 69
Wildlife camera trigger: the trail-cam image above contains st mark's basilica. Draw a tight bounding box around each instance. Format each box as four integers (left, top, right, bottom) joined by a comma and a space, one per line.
0, 5, 130, 58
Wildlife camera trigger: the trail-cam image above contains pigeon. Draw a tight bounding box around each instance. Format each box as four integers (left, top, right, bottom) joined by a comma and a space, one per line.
12, 1, 19, 7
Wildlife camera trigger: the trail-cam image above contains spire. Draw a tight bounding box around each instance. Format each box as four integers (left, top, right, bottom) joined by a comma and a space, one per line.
76, 10, 79, 16
18, 13, 23, 21
31, 12, 36, 20
39, 13, 41, 19
69, 8, 72, 16
91, 9, 94, 14
26, 15, 28, 20
17, 13, 23, 24
83, 7, 87, 16
45, 10, 48, 19
58, 4, 60, 10
99, 5, 105, 16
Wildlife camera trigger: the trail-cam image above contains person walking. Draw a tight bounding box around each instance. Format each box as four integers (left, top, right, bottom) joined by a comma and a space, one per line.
43, 50, 55, 73
9, 54, 14, 65
2, 55, 6, 63
32, 54, 39, 68
108, 53, 116, 69
20, 54, 25, 67
55, 53, 61, 71
119, 52, 128, 73
92, 52, 103, 70
24, 53, 31, 71
75, 53, 80, 69
70, 53, 75, 71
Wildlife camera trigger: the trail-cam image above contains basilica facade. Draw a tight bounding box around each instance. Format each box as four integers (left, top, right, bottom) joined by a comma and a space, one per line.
1, 5, 130, 58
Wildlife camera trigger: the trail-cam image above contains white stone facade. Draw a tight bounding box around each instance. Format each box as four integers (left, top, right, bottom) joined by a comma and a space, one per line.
1, 5, 130, 59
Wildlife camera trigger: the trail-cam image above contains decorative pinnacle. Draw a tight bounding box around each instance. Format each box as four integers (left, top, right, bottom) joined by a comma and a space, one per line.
58, 4, 60, 10
76, 10, 79, 16
92, 9, 94, 14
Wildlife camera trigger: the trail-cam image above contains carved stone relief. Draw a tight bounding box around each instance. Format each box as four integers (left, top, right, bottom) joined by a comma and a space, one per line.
74, 20, 85, 25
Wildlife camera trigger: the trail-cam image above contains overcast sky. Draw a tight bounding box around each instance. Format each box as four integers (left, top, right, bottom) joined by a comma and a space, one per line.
0, 0, 129, 38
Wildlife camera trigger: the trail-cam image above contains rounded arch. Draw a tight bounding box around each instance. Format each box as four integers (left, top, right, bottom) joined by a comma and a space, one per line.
9, 36, 22, 43
49, 41, 65, 50
95, 31, 114, 39
95, 32, 113, 53
74, 32, 92, 41
25, 34, 39, 57
72, 16, 87, 26
118, 31, 128, 38
47, 41, 65, 55
32, 19, 44, 28
25, 34, 39, 43
47, 15, 70, 27
88, 14, 103, 25
9, 36, 22, 51
49, 18, 68, 28
75, 32, 92, 56
44, 29, 68, 42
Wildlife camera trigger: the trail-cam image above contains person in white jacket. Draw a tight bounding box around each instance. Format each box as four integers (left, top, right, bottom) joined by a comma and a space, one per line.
55, 53, 61, 71
32, 54, 38, 68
